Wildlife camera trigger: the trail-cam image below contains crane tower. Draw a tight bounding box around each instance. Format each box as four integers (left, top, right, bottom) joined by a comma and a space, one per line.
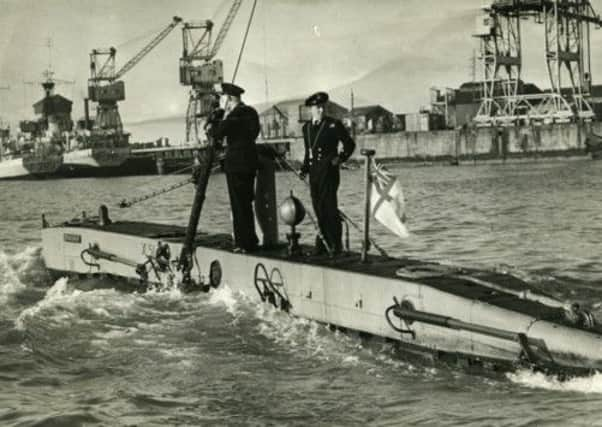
180, 0, 243, 143
474, 0, 602, 125
88, 16, 182, 134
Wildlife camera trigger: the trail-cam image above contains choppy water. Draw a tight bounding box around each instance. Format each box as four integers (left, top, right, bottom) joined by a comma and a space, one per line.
2, 159, 602, 426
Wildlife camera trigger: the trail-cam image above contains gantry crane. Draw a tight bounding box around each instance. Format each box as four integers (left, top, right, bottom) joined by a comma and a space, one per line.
473, 0, 602, 125
179, 0, 243, 143
88, 16, 182, 134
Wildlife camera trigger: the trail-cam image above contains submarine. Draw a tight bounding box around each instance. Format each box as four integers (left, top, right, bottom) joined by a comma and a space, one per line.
40, 139, 602, 378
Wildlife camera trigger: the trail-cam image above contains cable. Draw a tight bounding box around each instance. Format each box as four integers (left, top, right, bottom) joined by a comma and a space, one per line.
115, 24, 167, 50
232, 0, 258, 82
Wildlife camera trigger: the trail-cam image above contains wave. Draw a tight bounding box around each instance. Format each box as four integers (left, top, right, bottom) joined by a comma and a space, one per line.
15, 277, 141, 331
0, 246, 50, 306
15, 277, 78, 330
14, 273, 199, 333
202, 284, 419, 375
507, 369, 602, 394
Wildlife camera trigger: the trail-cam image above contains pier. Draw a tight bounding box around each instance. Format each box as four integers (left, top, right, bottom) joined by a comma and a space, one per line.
125, 140, 291, 175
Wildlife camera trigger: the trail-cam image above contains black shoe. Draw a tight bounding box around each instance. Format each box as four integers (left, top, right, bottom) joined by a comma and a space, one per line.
244, 245, 258, 253
313, 235, 327, 255
311, 246, 326, 256
333, 243, 344, 256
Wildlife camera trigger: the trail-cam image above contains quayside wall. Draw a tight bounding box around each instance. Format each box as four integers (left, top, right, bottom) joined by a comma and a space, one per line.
283, 121, 602, 163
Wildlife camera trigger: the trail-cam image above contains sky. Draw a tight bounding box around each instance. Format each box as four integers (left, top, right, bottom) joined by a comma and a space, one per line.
2, 0, 602, 137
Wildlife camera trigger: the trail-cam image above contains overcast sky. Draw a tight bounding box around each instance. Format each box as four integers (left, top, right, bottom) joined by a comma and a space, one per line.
2, 0, 602, 127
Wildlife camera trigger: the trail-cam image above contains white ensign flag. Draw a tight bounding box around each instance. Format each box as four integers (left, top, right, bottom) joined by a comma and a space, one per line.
370, 162, 409, 238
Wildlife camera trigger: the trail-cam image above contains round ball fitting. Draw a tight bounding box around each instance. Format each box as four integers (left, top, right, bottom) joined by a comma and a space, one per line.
279, 195, 305, 227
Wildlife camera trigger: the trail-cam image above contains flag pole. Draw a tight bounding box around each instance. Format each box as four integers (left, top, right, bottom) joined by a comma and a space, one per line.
360, 148, 376, 262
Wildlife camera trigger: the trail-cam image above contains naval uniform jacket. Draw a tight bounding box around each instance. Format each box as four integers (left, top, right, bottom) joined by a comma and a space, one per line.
301, 116, 355, 252
301, 116, 355, 176
213, 102, 260, 174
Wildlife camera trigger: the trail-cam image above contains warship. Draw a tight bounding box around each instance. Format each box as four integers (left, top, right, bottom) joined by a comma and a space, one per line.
0, 92, 62, 180
0, 74, 130, 180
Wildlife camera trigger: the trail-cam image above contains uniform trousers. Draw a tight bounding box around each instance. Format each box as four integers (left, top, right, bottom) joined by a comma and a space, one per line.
309, 161, 342, 253
226, 172, 259, 250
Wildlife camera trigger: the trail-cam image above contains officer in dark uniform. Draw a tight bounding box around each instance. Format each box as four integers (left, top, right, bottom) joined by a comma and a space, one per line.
300, 91, 355, 254
210, 82, 260, 253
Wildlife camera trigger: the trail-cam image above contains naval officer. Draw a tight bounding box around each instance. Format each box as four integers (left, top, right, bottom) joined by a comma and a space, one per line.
210, 82, 260, 253
300, 91, 355, 254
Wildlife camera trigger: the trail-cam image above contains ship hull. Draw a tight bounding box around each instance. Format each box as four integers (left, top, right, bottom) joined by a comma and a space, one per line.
0, 155, 63, 180
41, 220, 602, 375
57, 147, 131, 177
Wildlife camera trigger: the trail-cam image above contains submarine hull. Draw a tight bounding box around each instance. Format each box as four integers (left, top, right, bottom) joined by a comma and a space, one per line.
41, 220, 602, 375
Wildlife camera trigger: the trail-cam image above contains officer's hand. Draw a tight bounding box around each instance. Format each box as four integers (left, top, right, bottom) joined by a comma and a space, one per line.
298, 170, 307, 181
331, 155, 341, 166
209, 108, 225, 123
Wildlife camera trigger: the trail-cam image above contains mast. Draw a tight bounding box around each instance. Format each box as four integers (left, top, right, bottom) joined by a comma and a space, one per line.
360, 149, 375, 262
177, 0, 254, 288
177, 105, 219, 287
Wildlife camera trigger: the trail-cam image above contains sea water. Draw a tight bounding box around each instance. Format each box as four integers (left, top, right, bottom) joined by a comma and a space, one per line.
1, 160, 602, 426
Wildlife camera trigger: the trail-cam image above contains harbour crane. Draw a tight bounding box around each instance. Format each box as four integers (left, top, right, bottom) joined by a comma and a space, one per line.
88, 16, 182, 134
177, 0, 261, 287
474, 0, 602, 125
179, 0, 243, 142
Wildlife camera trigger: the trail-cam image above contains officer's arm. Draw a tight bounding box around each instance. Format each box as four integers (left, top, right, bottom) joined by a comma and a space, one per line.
215, 108, 260, 141
249, 108, 261, 140
336, 120, 356, 162
213, 113, 237, 140
300, 123, 310, 174
206, 108, 225, 140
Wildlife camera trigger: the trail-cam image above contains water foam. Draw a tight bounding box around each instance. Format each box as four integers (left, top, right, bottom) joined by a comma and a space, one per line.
0, 246, 46, 304
15, 276, 141, 331
200, 285, 420, 375
508, 369, 602, 394
15, 277, 75, 330
252, 300, 386, 368
208, 284, 240, 316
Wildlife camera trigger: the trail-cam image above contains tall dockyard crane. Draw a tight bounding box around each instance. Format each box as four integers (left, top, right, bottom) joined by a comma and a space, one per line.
179, 0, 243, 142
177, 0, 252, 287
88, 16, 182, 134
474, 0, 602, 125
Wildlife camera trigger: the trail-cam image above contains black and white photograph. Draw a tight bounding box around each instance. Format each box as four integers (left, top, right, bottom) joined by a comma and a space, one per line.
1, 0, 602, 425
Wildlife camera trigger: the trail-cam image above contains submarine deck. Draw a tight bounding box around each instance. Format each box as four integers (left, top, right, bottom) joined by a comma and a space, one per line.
62, 219, 577, 328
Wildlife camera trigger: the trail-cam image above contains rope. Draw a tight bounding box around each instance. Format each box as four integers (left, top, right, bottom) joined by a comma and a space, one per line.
115, 163, 194, 209
118, 163, 221, 209
232, 0, 258, 82
118, 177, 193, 208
